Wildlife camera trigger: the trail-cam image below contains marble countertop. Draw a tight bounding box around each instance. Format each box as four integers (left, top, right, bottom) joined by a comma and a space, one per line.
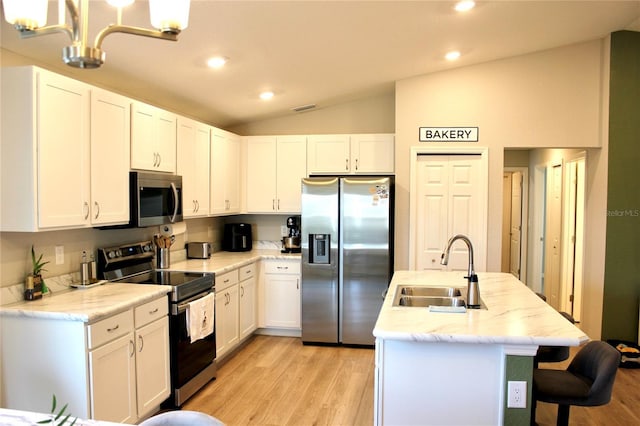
167, 248, 301, 275
0, 408, 121, 426
373, 270, 589, 347
0, 283, 170, 323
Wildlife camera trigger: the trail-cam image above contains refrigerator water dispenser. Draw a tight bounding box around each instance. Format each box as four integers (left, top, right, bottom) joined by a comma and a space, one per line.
309, 234, 330, 264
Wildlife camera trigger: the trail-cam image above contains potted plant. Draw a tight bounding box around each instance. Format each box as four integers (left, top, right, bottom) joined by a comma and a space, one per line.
25, 245, 50, 300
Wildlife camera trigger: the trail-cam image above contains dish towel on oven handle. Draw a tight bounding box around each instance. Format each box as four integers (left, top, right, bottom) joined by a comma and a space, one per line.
187, 292, 215, 343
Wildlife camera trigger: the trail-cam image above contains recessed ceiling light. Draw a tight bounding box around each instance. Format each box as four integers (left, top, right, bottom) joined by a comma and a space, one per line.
260, 91, 274, 100
207, 56, 227, 69
454, 1, 475, 12
445, 51, 461, 61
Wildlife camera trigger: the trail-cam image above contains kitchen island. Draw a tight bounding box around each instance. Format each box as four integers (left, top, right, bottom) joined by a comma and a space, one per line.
373, 271, 588, 426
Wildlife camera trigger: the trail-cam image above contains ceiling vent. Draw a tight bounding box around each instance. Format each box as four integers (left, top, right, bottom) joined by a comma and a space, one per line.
291, 103, 316, 113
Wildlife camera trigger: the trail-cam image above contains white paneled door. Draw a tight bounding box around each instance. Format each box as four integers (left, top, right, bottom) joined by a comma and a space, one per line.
413, 154, 487, 272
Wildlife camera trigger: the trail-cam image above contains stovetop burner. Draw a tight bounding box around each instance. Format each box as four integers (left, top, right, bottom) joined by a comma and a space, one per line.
97, 241, 214, 302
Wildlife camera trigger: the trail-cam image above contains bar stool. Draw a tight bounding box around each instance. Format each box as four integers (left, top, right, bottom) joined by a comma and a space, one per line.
534, 293, 575, 366
532, 340, 620, 426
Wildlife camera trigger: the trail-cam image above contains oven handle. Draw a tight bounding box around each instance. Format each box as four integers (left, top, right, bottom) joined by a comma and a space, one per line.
174, 289, 214, 315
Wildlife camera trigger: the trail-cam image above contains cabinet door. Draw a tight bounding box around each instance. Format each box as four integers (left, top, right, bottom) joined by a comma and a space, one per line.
307, 135, 350, 175
225, 134, 241, 213
276, 136, 307, 212
351, 134, 395, 174
155, 109, 177, 173
194, 124, 211, 216
246, 136, 277, 213
264, 273, 301, 329
38, 71, 91, 228
211, 129, 241, 214
178, 118, 210, 217
215, 285, 239, 358
210, 129, 227, 215
131, 102, 157, 171
90, 89, 131, 226
89, 333, 136, 423
131, 102, 176, 172
239, 274, 257, 339
135, 316, 171, 419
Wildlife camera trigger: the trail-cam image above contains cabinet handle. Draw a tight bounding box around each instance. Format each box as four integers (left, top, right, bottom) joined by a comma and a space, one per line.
355, 158, 359, 171
196, 200, 199, 212
224, 278, 230, 284
241, 286, 244, 297
277, 266, 289, 270
138, 335, 144, 352
83, 202, 89, 220
129, 340, 135, 357
346, 158, 349, 171
94, 201, 100, 219
272, 199, 275, 211
157, 153, 162, 167
149, 307, 159, 315
107, 324, 119, 333
277, 199, 280, 210
153, 152, 158, 167
297, 278, 299, 290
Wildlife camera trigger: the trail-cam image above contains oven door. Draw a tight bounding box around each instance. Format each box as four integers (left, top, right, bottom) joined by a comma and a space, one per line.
170, 291, 216, 390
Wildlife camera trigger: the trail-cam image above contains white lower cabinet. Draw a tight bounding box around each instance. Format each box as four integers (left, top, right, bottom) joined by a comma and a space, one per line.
239, 263, 257, 340
262, 260, 301, 329
215, 269, 240, 359
0, 295, 169, 424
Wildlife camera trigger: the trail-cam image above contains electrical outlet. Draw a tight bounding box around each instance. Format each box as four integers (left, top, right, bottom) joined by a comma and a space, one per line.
507, 381, 527, 408
55, 245, 64, 265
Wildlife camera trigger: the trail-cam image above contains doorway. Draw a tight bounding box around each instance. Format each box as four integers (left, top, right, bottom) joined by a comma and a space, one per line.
502, 168, 528, 280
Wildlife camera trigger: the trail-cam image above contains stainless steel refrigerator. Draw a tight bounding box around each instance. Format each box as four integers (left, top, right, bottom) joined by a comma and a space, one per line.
301, 176, 394, 345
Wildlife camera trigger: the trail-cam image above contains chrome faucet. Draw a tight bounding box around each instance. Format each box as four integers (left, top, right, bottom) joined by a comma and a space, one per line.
440, 234, 480, 308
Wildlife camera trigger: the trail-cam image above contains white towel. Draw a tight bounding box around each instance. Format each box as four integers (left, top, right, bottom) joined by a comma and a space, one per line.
187, 293, 215, 343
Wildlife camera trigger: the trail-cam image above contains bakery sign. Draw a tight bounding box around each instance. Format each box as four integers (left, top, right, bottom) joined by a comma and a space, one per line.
419, 127, 479, 142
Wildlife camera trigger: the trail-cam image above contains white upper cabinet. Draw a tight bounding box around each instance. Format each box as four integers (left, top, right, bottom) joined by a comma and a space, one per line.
177, 117, 210, 217
210, 127, 241, 215
90, 88, 131, 226
1, 66, 91, 231
246, 135, 307, 213
131, 101, 177, 173
307, 133, 394, 175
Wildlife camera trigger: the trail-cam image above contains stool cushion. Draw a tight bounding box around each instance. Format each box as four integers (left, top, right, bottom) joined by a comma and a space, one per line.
534, 369, 592, 403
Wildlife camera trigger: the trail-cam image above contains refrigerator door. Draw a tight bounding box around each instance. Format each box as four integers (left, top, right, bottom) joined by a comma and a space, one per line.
301, 177, 340, 343
341, 177, 392, 345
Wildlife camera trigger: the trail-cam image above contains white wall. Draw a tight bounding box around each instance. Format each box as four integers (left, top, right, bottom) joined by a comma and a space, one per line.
395, 39, 609, 340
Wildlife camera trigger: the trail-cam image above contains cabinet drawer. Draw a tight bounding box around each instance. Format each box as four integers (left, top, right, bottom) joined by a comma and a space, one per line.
134, 296, 168, 328
88, 310, 134, 349
216, 269, 239, 291
264, 261, 301, 275
239, 263, 255, 280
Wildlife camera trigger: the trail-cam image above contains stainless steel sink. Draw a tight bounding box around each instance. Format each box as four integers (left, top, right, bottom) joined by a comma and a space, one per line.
400, 286, 462, 297
395, 295, 466, 308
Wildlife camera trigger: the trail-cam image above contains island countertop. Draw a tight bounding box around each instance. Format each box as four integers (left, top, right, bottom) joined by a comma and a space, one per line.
373, 270, 589, 347
0, 283, 170, 323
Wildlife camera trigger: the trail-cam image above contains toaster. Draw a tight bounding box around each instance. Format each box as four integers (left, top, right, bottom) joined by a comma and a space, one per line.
186, 242, 212, 259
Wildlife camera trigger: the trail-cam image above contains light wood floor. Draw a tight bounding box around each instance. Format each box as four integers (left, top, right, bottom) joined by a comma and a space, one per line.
183, 335, 640, 426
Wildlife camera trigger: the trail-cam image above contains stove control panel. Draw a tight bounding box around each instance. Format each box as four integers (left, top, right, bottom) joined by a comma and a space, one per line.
97, 241, 154, 276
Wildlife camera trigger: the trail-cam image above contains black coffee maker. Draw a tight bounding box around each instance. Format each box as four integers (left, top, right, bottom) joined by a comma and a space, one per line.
281, 216, 301, 253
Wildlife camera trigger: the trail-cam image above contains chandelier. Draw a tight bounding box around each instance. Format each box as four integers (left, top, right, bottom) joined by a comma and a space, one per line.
2, 0, 191, 69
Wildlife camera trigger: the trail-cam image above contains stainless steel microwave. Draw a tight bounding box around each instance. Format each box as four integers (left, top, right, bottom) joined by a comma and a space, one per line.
130, 171, 183, 228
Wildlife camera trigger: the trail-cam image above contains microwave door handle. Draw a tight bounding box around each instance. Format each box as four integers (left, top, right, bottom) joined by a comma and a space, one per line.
169, 182, 179, 223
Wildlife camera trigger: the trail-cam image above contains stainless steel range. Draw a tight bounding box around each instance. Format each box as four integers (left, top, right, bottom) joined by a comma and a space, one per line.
97, 241, 216, 407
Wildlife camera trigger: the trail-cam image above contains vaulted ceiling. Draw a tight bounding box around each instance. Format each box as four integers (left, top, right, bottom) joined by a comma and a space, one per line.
2, 1, 639, 129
